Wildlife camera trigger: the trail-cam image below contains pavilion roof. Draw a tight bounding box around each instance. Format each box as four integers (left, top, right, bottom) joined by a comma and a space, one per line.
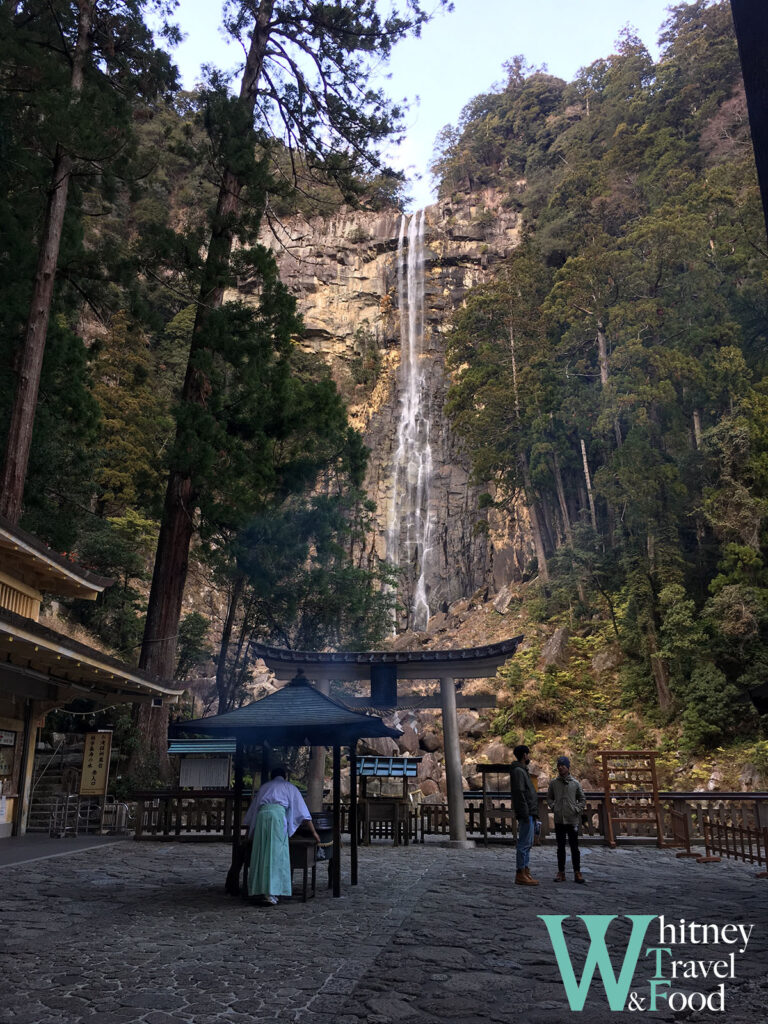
251, 635, 524, 681
168, 738, 237, 755
169, 675, 402, 747
357, 756, 421, 777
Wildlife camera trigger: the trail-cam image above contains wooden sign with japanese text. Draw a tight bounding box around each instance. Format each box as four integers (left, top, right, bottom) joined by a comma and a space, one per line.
79, 731, 112, 796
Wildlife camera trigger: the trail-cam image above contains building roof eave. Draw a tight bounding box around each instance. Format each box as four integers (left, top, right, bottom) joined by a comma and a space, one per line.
0, 608, 184, 703
0, 516, 114, 599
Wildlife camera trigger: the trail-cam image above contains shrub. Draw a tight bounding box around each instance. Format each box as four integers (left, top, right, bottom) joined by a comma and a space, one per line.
680, 664, 748, 751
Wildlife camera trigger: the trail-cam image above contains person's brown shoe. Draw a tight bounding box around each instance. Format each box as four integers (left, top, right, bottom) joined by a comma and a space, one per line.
574, 871, 585, 884
516, 868, 539, 885
554, 871, 566, 882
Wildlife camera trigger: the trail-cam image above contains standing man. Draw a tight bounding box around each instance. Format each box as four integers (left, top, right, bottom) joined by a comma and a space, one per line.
244, 765, 321, 905
510, 744, 540, 886
547, 755, 586, 884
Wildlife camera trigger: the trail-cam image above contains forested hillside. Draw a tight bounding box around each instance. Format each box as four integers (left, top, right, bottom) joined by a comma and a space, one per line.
435, 0, 768, 759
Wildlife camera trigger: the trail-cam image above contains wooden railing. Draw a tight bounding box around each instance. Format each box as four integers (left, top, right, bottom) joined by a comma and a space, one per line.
668, 808, 697, 856
702, 815, 768, 867
433, 791, 768, 845
132, 790, 248, 841
129, 789, 768, 848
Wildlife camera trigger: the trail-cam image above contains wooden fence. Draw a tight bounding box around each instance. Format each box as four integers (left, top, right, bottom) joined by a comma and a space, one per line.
131, 789, 768, 851
133, 790, 244, 841
481, 791, 768, 844
702, 815, 768, 868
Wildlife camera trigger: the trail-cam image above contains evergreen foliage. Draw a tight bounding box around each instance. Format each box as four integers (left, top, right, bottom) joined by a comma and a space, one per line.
2, 2, 426, 770
440, 0, 768, 750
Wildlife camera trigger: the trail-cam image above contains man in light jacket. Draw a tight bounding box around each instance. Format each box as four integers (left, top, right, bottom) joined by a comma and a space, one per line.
546, 755, 586, 883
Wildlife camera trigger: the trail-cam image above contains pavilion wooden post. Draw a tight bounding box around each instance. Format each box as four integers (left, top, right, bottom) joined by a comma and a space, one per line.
260, 742, 271, 784
349, 743, 358, 886
332, 744, 341, 897
440, 676, 468, 844
230, 739, 244, 876
306, 676, 330, 811
600, 751, 615, 848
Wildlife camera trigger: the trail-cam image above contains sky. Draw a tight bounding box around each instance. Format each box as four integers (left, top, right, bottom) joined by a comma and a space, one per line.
170, 0, 691, 209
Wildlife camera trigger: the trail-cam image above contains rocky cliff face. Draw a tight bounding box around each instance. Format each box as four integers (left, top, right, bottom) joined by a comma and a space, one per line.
244, 187, 534, 625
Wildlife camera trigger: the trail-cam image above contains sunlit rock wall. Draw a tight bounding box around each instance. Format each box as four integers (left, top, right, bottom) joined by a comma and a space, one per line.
240, 188, 535, 626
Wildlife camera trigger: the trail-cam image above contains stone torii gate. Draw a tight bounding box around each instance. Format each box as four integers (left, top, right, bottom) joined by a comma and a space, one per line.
251, 636, 523, 845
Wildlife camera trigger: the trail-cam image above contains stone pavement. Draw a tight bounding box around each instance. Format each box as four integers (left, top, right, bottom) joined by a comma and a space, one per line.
0, 834, 126, 869
0, 838, 766, 1023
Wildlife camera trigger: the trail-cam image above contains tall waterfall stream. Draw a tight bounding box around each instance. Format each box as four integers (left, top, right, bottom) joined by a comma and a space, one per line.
386, 210, 434, 630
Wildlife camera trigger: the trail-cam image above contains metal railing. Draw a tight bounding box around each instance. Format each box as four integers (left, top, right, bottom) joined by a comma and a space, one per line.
49, 794, 102, 837
48, 794, 134, 837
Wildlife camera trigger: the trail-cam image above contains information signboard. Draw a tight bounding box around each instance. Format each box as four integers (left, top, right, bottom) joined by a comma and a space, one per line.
79, 731, 112, 796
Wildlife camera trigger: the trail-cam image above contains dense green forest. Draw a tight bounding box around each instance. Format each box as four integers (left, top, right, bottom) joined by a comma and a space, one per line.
437, 0, 768, 755
0, 0, 436, 775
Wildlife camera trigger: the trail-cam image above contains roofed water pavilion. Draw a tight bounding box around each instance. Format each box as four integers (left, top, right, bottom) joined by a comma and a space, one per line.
170, 672, 403, 896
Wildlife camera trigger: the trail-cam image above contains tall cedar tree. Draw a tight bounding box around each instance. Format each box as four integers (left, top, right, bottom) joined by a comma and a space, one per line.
0, 1, 178, 523
136, 0, 450, 769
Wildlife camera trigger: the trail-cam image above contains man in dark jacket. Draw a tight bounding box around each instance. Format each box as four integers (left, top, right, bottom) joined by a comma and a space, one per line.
510, 744, 540, 885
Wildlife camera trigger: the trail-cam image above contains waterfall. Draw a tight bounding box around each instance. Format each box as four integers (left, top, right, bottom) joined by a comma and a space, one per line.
386, 209, 434, 631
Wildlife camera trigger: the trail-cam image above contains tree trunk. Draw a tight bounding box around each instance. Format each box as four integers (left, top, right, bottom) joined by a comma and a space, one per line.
647, 630, 672, 710
541, 493, 558, 553
552, 450, 574, 546
136, 3, 275, 769
597, 324, 609, 387
0, 0, 94, 523
510, 325, 548, 581
216, 575, 245, 714
509, 325, 521, 419
520, 453, 549, 582
306, 678, 330, 812
692, 409, 702, 449
580, 438, 598, 531
552, 451, 587, 602
595, 323, 622, 447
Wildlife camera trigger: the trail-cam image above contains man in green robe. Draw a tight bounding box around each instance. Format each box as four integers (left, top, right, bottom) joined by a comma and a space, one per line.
244, 766, 321, 904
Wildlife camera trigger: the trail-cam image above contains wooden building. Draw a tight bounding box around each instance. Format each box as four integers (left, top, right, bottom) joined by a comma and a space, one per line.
0, 516, 182, 839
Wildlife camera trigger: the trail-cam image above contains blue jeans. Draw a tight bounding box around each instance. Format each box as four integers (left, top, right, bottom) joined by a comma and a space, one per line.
516, 816, 534, 871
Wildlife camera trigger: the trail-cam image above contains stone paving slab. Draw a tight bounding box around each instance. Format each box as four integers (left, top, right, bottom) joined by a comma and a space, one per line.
0, 839, 766, 1023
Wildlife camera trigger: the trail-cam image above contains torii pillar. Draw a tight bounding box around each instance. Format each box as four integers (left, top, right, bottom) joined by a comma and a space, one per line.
306, 674, 331, 812
440, 676, 472, 846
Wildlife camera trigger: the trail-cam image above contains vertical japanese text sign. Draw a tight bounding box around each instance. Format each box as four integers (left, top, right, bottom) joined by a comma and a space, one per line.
79, 731, 112, 796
